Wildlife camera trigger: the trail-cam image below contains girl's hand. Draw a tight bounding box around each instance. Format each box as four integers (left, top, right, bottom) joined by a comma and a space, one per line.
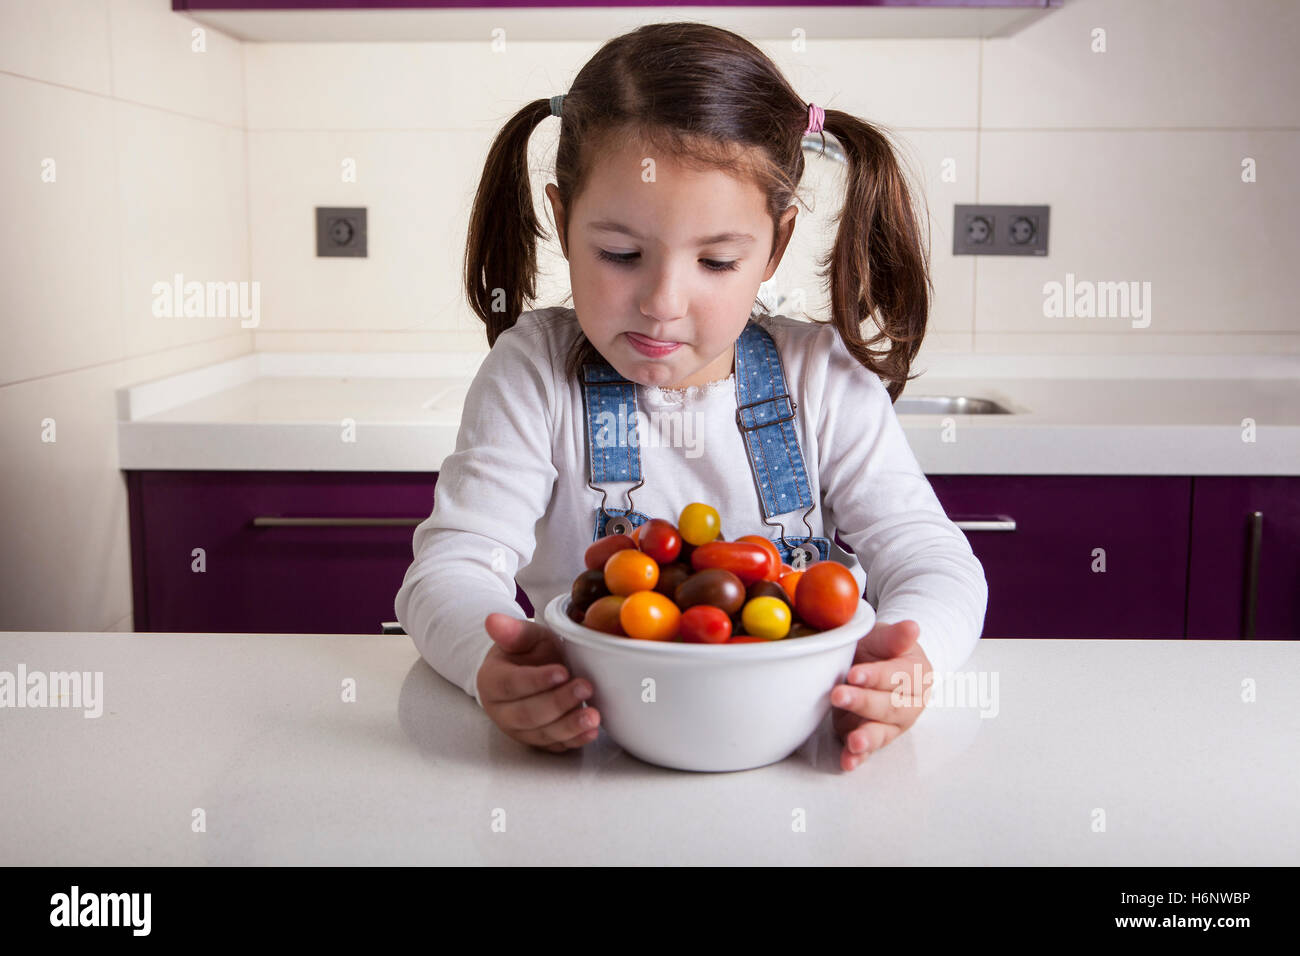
829, 619, 931, 772
477, 613, 601, 753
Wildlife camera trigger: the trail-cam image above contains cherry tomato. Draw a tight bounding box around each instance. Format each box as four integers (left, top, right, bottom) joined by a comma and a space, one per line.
794, 561, 859, 630
674, 568, 746, 616
570, 568, 610, 613
741, 596, 791, 640
654, 562, 692, 601
583, 594, 626, 635
778, 570, 803, 604
737, 535, 781, 581
604, 549, 659, 596
747, 579, 790, 606
779, 563, 794, 576
690, 541, 770, 585
638, 518, 682, 564
679, 605, 732, 644
619, 591, 681, 641
678, 503, 721, 546
585, 534, 635, 571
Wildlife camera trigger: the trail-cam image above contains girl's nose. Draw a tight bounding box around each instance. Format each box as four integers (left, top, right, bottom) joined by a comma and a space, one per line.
638, 260, 689, 325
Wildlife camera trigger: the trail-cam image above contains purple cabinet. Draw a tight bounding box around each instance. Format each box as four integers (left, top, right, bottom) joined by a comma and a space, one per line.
1186, 477, 1300, 639
126, 471, 534, 635
927, 476, 1192, 639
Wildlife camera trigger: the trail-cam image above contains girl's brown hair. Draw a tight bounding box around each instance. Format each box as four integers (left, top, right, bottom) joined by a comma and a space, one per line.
463, 21, 932, 401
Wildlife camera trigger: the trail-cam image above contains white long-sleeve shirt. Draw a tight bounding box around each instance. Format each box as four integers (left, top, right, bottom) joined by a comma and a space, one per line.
395, 306, 988, 707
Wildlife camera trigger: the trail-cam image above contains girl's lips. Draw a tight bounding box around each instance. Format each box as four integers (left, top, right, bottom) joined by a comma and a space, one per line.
626, 331, 682, 356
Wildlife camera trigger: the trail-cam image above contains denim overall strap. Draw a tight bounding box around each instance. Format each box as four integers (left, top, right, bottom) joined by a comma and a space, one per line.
734, 320, 832, 568
580, 361, 651, 540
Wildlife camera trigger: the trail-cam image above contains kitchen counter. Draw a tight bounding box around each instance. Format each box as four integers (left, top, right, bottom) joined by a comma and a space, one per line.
115, 350, 1300, 474
2, 631, 1297, 865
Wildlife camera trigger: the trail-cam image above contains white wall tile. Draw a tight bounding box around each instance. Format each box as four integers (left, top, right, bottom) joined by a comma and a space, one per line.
0, 74, 121, 385
109, 0, 244, 127
244, 40, 601, 131
975, 129, 1300, 337
0, 0, 113, 94
115, 99, 250, 358
983, 0, 1300, 128
762, 38, 981, 129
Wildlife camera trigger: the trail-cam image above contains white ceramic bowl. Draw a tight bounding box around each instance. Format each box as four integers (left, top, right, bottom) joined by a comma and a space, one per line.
542, 593, 877, 772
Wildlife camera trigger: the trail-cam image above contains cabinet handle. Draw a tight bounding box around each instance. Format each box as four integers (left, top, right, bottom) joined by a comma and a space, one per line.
381, 622, 407, 635
1241, 511, 1263, 640
951, 516, 1017, 532
252, 516, 425, 527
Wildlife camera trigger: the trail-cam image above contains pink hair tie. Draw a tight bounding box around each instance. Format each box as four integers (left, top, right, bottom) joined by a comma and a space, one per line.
805, 102, 825, 134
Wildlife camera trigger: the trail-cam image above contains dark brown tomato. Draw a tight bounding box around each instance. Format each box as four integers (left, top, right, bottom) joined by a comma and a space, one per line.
674, 568, 746, 616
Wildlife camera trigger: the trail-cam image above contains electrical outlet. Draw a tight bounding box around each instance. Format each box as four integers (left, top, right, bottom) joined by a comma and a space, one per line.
953, 204, 1049, 256
316, 207, 367, 257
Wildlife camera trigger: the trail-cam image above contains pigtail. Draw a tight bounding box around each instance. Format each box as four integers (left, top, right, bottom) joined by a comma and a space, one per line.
817, 112, 933, 402
463, 99, 556, 346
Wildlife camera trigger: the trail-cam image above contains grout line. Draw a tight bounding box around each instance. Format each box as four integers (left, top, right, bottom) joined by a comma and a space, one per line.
0, 334, 254, 392
0, 69, 244, 130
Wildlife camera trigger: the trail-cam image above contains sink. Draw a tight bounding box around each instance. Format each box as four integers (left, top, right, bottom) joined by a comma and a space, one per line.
894, 395, 1013, 415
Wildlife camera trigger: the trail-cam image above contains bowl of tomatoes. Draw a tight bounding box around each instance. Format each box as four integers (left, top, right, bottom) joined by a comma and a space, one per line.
541, 503, 876, 772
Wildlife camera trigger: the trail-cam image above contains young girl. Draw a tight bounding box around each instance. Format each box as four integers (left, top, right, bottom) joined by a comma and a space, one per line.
396, 22, 987, 773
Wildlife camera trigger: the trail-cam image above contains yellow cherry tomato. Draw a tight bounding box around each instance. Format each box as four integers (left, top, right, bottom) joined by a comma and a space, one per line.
619, 591, 682, 641
741, 596, 791, 640
678, 502, 721, 546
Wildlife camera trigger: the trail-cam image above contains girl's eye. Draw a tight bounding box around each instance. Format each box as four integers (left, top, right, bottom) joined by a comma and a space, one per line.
596, 250, 739, 273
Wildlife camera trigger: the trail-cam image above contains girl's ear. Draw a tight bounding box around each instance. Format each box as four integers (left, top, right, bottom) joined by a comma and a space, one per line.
545, 183, 569, 258
763, 205, 799, 281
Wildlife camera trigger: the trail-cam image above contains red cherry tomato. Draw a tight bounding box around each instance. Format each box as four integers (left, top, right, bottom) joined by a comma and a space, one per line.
638, 518, 682, 564
737, 535, 781, 581
689, 541, 770, 586
794, 561, 858, 631
679, 605, 732, 644
584, 534, 635, 571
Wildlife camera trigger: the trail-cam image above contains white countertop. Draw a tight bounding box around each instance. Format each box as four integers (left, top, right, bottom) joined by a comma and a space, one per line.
115, 351, 1300, 473
2, 632, 1297, 865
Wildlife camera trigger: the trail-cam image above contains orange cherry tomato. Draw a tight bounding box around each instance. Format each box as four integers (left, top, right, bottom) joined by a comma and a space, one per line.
619, 591, 681, 641
583, 594, 626, 635
689, 541, 769, 586
737, 535, 782, 581
794, 561, 858, 630
604, 549, 659, 596
584, 534, 635, 571
779, 563, 794, 576
778, 570, 804, 604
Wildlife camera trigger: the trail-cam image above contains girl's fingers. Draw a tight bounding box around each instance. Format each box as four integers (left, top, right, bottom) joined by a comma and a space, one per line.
847, 655, 928, 694
831, 684, 923, 725
491, 661, 570, 703
525, 700, 600, 748
501, 678, 592, 732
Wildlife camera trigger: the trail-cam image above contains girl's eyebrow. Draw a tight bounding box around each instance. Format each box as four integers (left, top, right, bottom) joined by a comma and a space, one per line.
587, 220, 756, 245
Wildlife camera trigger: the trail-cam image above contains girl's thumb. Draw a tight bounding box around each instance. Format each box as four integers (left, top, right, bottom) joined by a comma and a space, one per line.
484, 612, 543, 654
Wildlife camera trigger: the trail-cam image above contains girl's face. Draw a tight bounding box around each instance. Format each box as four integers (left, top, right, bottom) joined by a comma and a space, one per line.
547, 137, 797, 390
